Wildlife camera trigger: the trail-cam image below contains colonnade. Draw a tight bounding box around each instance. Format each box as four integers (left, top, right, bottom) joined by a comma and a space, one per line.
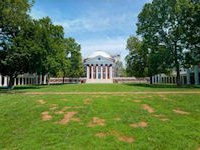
0, 74, 47, 87
86, 64, 113, 80
152, 66, 200, 85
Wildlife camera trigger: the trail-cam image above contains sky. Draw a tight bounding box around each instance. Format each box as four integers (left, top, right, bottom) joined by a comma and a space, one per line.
30, 0, 151, 63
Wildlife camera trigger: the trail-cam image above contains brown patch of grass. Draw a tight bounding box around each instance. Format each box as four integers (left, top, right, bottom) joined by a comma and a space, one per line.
153, 114, 169, 122
118, 136, 134, 143
110, 130, 135, 143
49, 104, 58, 110
132, 100, 141, 103
95, 132, 108, 137
37, 100, 46, 104
130, 121, 148, 128
88, 117, 105, 127
41, 111, 52, 121
56, 112, 78, 125
173, 109, 190, 115
54, 110, 64, 114
84, 99, 92, 105
95, 130, 135, 143
142, 104, 155, 113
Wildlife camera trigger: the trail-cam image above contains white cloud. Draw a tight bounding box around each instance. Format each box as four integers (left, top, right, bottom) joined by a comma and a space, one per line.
54, 17, 110, 34
54, 12, 137, 34
29, 8, 47, 19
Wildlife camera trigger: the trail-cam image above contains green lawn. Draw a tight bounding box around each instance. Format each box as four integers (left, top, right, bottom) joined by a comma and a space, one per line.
0, 84, 200, 149
1, 83, 200, 92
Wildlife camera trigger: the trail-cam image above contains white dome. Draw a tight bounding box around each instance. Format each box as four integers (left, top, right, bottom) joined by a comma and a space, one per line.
88, 50, 112, 59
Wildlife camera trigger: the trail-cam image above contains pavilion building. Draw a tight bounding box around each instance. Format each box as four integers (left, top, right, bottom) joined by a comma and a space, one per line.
84, 51, 117, 83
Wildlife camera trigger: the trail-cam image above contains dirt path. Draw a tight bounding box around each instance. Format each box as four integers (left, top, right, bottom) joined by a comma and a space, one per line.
11, 91, 200, 95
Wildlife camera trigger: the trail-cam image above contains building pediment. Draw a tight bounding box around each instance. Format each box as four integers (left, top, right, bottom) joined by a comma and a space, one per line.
84, 55, 114, 65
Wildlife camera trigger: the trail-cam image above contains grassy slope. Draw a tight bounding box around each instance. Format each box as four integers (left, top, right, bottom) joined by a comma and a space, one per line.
0, 88, 200, 149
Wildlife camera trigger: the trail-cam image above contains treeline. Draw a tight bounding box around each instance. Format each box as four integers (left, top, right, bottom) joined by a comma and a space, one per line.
126, 0, 200, 85
0, 0, 84, 89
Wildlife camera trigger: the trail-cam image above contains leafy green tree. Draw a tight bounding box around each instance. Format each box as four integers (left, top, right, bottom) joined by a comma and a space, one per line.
137, 0, 193, 85
181, 0, 200, 66
125, 36, 147, 77
64, 38, 84, 78
125, 36, 170, 84
0, 0, 33, 89
28, 17, 65, 83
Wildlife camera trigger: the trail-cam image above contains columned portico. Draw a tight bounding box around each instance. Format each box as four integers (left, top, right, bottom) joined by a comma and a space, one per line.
86, 64, 113, 82
84, 51, 115, 83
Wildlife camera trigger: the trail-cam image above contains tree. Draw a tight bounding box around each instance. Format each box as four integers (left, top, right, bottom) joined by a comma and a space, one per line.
125, 36, 170, 84
0, 0, 33, 89
115, 60, 124, 77
28, 17, 65, 83
125, 36, 147, 77
181, 0, 200, 65
137, 0, 192, 85
64, 38, 84, 78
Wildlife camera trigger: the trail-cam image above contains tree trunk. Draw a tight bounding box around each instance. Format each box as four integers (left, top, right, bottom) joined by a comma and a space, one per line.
150, 76, 153, 84
174, 41, 181, 86
63, 71, 66, 84
176, 65, 181, 85
63, 76, 65, 84
8, 76, 14, 90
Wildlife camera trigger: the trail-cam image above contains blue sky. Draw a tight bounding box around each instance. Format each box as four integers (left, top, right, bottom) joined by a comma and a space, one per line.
30, 0, 151, 63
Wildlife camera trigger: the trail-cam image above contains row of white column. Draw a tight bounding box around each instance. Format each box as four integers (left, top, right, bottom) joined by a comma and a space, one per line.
0, 74, 47, 87
152, 65, 200, 85
86, 65, 113, 79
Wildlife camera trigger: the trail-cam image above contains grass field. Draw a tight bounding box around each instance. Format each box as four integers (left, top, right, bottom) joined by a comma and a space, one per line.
0, 84, 200, 149
1, 83, 200, 93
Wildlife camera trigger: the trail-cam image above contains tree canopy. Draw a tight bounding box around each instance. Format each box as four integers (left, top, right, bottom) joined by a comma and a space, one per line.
0, 0, 84, 89
126, 0, 200, 85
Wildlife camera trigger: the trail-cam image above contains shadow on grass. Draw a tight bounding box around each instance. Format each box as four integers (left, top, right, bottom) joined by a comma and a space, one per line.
0, 83, 77, 93
125, 83, 200, 89
0, 85, 46, 93
13, 85, 45, 90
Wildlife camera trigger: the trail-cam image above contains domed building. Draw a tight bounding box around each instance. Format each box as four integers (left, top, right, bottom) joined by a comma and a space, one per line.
84, 51, 119, 83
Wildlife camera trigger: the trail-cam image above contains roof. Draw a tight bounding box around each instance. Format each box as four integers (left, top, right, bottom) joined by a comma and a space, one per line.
87, 50, 112, 59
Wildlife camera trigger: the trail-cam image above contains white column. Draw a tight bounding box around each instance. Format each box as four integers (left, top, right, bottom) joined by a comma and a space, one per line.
155, 75, 157, 83
105, 65, 108, 79
87, 66, 89, 79
158, 75, 161, 83
39, 75, 42, 84
22, 77, 24, 85
35, 75, 37, 84
110, 66, 113, 79
96, 65, 98, 79
0, 74, 2, 86
44, 75, 47, 84
3, 76, 8, 86
194, 65, 199, 85
14, 78, 16, 86
186, 69, 191, 85
100, 65, 103, 79
91, 65, 94, 79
